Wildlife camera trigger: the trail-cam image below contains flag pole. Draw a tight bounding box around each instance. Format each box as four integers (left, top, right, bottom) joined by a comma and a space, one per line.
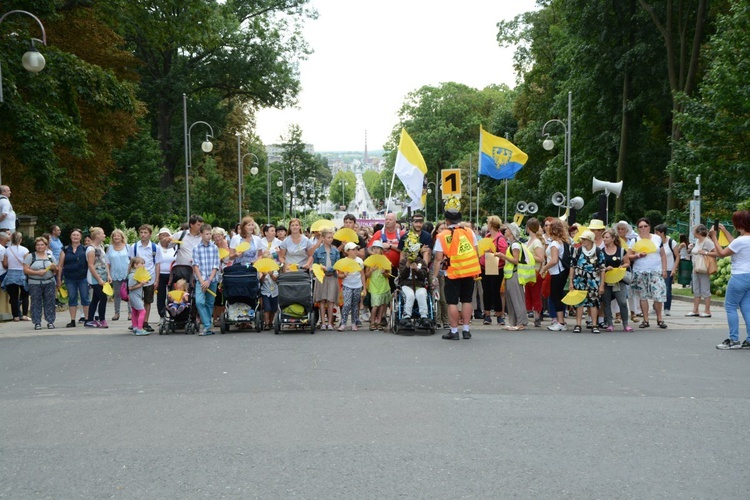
386, 168, 397, 214
504, 132, 510, 223
468, 154, 472, 225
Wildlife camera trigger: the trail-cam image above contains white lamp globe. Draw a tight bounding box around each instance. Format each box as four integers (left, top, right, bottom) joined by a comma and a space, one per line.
250, 166, 258, 176
542, 138, 555, 151
201, 140, 213, 153
22, 47, 45, 73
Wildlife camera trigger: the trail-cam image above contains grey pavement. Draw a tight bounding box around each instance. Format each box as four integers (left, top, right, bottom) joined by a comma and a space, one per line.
1, 295, 749, 499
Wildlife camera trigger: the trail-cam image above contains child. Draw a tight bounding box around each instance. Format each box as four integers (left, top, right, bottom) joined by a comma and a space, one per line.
127, 257, 149, 336
337, 242, 365, 331
365, 240, 392, 331
397, 252, 430, 328
312, 228, 340, 330
192, 223, 220, 336
259, 250, 279, 330
166, 278, 190, 316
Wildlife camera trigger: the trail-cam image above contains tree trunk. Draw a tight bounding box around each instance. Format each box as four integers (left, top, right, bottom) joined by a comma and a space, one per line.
616, 70, 629, 216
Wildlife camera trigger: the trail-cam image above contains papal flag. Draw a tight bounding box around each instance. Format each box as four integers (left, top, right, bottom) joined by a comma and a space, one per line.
394, 128, 428, 209
479, 126, 528, 180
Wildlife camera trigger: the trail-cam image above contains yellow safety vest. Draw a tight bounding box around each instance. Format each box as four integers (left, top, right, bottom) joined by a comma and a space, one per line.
439, 227, 481, 279
504, 242, 537, 285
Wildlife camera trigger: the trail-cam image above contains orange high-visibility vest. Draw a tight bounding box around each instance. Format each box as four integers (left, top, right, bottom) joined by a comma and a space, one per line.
438, 227, 481, 279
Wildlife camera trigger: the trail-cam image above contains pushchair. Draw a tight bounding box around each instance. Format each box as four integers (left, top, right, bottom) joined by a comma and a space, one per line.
274, 270, 315, 334
390, 276, 436, 336
159, 264, 197, 335
219, 263, 263, 333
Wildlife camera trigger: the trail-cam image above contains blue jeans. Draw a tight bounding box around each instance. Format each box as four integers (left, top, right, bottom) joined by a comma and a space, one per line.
725, 273, 750, 342
64, 277, 90, 307
195, 282, 218, 331
664, 273, 674, 310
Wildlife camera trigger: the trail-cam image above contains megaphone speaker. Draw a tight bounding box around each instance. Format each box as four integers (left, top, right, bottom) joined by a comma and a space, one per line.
552, 192, 566, 207
570, 197, 584, 210
527, 202, 538, 214
592, 177, 624, 197
516, 201, 527, 213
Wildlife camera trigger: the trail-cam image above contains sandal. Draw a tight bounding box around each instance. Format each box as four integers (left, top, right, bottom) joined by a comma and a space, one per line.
639, 321, 650, 328
573, 325, 582, 333
369, 324, 377, 331
591, 327, 600, 334
658, 321, 668, 329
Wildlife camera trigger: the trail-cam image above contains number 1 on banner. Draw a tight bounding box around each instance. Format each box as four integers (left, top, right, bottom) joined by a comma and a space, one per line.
441, 168, 462, 199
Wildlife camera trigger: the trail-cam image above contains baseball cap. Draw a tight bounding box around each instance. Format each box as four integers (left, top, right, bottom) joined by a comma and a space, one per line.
370, 240, 384, 249
344, 242, 359, 251
158, 227, 171, 236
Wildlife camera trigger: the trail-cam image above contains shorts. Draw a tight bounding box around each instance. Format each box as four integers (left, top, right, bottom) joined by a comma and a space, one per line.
142, 284, 155, 304
691, 272, 712, 298
64, 277, 90, 307
632, 270, 667, 302
262, 294, 279, 313
444, 276, 475, 305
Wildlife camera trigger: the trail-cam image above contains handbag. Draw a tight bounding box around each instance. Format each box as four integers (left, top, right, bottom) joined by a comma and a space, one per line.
120, 281, 129, 301
622, 270, 632, 285
706, 255, 718, 275
693, 254, 709, 274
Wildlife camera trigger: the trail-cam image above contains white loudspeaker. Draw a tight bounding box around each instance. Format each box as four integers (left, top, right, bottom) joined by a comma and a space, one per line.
527, 202, 538, 214
570, 196, 584, 210
516, 201, 527, 213
592, 177, 623, 197
552, 192, 566, 206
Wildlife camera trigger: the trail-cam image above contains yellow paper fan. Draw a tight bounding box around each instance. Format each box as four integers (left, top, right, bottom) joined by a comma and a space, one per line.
620, 237, 629, 248
206, 288, 216, 297
235, 241, 251, 254
311, 219, 336, 232
218, 247, 229, 260
312, 263, 326, 283
133, 267, 151, 283
253, 258, 280, 273
334, 258, 362, 273
171, 239, 182, 244
477, 237, 496, 255
333, 227, 358, 243
287, 263, 299, 272
102, 282, 114, 296
562, 289, 588, 306
604, 268, 627, 284
632, 238, 657, 254
168, 290, 186, 302
58, 287, 68, 299
363, 254, 392, 271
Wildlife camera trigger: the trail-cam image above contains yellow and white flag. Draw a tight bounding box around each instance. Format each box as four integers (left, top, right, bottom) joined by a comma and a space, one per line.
394, 128, 428, 210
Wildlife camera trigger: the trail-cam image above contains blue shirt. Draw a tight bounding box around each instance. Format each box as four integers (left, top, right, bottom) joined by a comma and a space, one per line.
312, 244, 341, 273
49, 236, 63, 262
192, 241, 220, 283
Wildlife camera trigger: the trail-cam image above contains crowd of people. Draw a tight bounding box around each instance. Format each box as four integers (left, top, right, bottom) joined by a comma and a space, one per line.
2, 192, 749, 348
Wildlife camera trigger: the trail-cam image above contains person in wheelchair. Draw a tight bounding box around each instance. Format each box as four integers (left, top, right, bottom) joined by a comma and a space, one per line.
397, 252, 430, 328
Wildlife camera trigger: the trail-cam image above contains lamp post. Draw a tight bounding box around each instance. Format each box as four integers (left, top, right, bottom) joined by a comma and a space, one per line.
183, 93, 214, 222
340, 179, 347, 209
235, 133, 259, 224
426, 181, 439, 222
541, 91, 572, 206
0, 10, 47, 184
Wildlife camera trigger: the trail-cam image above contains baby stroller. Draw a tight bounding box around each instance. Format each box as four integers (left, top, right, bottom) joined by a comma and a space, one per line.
220, 263, 263, 333
274, 270, 315, 334
390, 277, 436, 336
159, 264, 197, 335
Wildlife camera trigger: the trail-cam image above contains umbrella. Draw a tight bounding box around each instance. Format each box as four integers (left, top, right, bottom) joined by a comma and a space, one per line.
253, 258, 280, 273
604, 268, 627, 284
477, 237, 496, 255
234, 241, 250, 254
102, 282, 114, 296
168, 290, 186, 302
363, 254, 392, 271
311, 219, 336, 232
312, 263, 326, 283
632, 238, 657, 254
133, 267, 151, 283
562, 289, 588, 306
218, 247, 230, 260
334, 258, 362, 273
333, 228, 358, 244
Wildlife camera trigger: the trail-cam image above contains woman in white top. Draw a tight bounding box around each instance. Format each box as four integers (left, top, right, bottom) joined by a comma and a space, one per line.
155, 227, 177, 320
84, 227, 112, 328
2, 231, 30, 321
278, 218, 313, 272
686, 224, 715, 317
539, 219, 568, 331
230, 216, 263, 266
710, 211, 750, 349
106, 229, 130, 321
627, 218, 668, 329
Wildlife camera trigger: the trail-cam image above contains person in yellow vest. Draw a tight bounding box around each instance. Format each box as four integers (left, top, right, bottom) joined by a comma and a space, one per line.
432, 206, 480, 340
497, 222, 529, 330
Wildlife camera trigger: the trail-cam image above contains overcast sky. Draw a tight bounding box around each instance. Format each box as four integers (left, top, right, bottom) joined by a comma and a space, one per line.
255, 0, 539, 152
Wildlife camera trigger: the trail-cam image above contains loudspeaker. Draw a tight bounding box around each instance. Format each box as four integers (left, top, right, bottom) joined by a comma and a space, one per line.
552, 192, 566, 207
592, 177, 623, 197
570, 196, 584, 210
516, 201, 527, 213
527, 202, 538, 214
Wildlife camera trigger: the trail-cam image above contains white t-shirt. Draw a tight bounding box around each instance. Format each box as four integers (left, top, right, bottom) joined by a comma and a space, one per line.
662, 236, 678, 271
728, 235, 750, 275
545, 240, 564, 276
133, 241, 157, 285
172, 230, 203, 266
0, 245, 6, 276
0, 196, 15, 231
4, 245, 28, 271
342, 257, 364, 289
230, 235, 264, 264
156, 245, 176, 275
632, 234, 663, 272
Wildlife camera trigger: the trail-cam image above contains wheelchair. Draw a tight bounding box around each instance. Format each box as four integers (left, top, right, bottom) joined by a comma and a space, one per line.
389, 279, 436, 336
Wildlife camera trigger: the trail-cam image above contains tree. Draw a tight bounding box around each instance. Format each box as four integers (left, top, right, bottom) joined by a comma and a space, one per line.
278, 124, 319, 215
329, 172, 356, 211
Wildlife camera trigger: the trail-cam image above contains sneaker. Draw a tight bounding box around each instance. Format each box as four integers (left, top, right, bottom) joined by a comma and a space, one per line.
199, 330, 215, 336
442, 331, 459, 340
78, 317, 86, 323
605, 325, 614, 332
128, 325, 134, 331
462, 330, 471, 339
664, 309, 671, 316
716, 339, 741, 350
533, 318, 542, 328
742, 340, 750, 349
133, 329, 150, 336
547, 322, 564, 331
34, 324, 42, 330
143, 323, 154, 333
559, 323, 568, 331
84, 321, 99, 328
47, 323, 55, 330
623, 326, 634, 332
98, 320, 109, 329
483, 316, 492, 325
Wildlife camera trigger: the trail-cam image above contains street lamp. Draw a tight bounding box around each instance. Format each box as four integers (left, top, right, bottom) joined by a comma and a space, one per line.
182, 93, 214, 222
0, 10, 47, 104
235, 133, 259, 224
541, 91, 572, 206
426, 181, 439, 222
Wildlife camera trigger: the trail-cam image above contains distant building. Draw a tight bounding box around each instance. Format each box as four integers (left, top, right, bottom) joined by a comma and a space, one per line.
265, 143, 315, 164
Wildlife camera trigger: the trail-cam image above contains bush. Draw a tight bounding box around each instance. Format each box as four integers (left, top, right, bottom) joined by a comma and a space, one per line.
710, 257, 732, 296
643, 210, 664, 227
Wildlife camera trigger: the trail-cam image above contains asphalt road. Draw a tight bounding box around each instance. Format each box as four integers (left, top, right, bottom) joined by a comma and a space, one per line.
2, 311, 749, 499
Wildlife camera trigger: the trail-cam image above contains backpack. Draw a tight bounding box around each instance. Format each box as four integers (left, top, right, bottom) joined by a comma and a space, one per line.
558, 241, 572, 273
132, 242, 158, 260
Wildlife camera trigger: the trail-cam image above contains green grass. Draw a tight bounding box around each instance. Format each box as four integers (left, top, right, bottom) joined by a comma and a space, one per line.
672, 286, 724, 303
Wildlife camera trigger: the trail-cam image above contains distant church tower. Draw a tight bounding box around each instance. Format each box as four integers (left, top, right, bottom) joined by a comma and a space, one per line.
363, 130, 369, 166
